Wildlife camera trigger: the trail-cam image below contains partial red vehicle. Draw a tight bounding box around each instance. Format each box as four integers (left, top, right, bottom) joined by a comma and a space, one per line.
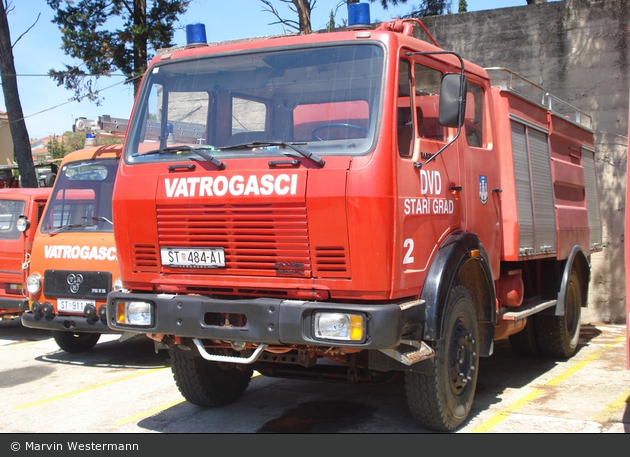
0, 188, 50, 320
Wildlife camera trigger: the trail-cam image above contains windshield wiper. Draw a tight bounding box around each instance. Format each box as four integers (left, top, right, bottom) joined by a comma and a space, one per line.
49, 223, 94, 235
220, 141, 325, 168
132, 145, 226, 169
83, 216, 113, 225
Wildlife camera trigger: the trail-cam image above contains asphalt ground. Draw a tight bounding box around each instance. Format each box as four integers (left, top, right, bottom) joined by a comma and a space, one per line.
0, 318, 628, 436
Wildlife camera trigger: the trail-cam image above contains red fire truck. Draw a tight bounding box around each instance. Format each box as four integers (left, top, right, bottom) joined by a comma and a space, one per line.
626, 101, 629, 370
21, 145, 125, 353
0, 188, 50, 320
105, 10, 601, 430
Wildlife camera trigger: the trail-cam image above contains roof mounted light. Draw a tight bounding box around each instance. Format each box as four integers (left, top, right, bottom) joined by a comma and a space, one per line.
186, 23, 207, 47
348, 1, 371, 28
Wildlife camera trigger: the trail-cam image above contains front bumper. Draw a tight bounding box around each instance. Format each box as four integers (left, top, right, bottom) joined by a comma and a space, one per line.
107, 292, 424, 349
21, 311, 122, 334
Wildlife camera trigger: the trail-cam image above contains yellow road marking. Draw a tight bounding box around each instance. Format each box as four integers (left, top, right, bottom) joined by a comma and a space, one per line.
593, 387, 630, 423
471, 337, 626, 433
0, 339, 54, 352
13, 366, 169, 410
113, 398, 186, 425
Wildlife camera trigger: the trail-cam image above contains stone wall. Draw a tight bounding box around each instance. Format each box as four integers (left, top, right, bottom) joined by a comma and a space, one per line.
419, 0, 628, 323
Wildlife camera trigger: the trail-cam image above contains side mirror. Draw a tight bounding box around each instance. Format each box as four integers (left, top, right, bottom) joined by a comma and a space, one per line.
439, 73, 467, 128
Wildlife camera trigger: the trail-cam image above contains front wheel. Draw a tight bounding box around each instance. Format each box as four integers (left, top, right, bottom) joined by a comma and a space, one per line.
405, 285, 480, 431
52, 331, 100, 353
170, 346, 253, 407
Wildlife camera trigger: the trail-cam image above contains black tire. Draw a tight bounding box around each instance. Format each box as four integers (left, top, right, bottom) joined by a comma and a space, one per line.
405, 285, 479, 432
52, 331, 100, 353
44, 173, 56, 187
535, 268, 582, 359
509, 317, 541, 356
170, 346, 253, 407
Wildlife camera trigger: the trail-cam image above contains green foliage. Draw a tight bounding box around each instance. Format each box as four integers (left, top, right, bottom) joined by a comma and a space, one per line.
47, 135, 67, 159
62, 131, 88, 153
369, 0, 408, 8
458, 0, 467, 12
401, 0, 452, 18
46, 0, 190, 103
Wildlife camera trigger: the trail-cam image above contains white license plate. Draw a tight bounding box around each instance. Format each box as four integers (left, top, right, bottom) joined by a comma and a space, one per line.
58, 298, 96, 313
161, 247, 226, 268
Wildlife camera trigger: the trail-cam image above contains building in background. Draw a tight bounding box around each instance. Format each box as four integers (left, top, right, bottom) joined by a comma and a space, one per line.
0, 111, 14, 165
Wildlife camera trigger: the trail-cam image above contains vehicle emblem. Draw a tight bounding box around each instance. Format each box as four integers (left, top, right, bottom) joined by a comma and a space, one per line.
479, 175, 488, 205
67, 273, 84, 294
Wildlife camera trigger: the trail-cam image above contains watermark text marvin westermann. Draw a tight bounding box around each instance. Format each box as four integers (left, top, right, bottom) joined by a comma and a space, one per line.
26, 442, 139, 451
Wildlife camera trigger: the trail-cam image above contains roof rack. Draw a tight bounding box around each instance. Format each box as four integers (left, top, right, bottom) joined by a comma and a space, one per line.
485, 67, 592, 130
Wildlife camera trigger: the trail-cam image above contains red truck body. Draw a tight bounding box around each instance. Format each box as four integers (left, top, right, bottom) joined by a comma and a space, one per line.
21, 145, 125, 353
0, 188, 50, 320
106, 16, 601, 430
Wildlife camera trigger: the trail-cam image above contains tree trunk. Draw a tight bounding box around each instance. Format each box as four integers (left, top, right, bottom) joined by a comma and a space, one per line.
0, 1, 37, 187
293, 0, 312, 34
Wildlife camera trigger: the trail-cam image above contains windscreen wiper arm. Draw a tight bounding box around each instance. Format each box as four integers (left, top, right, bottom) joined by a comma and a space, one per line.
220, 141, 325, 168
84, 216, 113, 225
49, 223, 94, 235
132, 145, 226, 170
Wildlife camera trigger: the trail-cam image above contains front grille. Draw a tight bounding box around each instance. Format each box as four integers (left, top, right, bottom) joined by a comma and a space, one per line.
43, 270, 112, 299
156, 203, 312, 277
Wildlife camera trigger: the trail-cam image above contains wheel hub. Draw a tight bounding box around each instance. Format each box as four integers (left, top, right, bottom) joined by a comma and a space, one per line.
449, 321, 476, 394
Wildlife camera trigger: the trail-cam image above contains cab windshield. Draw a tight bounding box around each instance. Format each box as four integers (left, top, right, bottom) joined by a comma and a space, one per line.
0, 199, 26, 240
125, 43, 384, 163
40, 158, 118, 234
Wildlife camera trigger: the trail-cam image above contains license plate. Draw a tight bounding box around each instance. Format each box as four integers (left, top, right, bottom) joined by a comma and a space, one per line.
161, 247, 226, 268
58, 298, 96, 313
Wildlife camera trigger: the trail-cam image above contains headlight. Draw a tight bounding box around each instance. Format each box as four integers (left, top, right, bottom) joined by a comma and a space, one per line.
113, 278, 124, 291
16, 216, 30, 232
25, 274, 41, 294
116, 300, 153, 327
313, 312, 365, 342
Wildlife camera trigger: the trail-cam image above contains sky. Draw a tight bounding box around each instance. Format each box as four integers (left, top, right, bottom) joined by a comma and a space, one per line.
2, 0, 547, 141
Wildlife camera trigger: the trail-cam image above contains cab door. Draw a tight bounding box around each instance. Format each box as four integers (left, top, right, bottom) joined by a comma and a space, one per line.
394, 55, 461, 297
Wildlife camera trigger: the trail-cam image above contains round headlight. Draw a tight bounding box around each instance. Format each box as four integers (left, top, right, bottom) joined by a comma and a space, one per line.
16, 216, 30, 232
26, 274, 42, 294
113, 278, 124, 291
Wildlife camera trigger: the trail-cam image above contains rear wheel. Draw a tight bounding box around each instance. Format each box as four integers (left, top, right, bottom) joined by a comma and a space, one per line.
52, 331, 100, 353
509, 317, 541, 356
170, 346, 253, 407
405, 285, 479, 431
535, 268, 582, 358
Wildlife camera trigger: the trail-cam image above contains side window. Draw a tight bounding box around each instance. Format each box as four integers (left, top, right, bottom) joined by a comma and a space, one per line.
397, 59, 413, 158
465, 83, 484, 148
414, 63, 445, 141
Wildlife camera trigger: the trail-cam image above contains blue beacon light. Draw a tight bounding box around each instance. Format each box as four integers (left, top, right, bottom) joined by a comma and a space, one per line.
186, 23, 207, 47
348, 2, 371, 28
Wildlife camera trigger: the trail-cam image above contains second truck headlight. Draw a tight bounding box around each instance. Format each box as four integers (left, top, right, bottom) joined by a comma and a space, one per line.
313, 312, 365, 342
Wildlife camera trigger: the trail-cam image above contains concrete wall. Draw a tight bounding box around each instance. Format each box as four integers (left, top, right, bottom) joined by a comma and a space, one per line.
418, 0, 628, 323
0, 112, 14, 165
